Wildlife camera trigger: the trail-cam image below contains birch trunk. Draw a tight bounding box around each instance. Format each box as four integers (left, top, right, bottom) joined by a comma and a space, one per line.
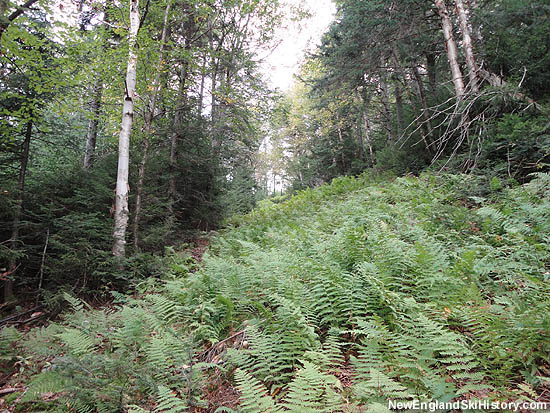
198, 52, 206, 113
112, 0, 139, 259
455, 0, 479, 92
4, 120, 32, 302
435, 0, 465, 98
133, 0, 171, 250
83, 78, 102, 169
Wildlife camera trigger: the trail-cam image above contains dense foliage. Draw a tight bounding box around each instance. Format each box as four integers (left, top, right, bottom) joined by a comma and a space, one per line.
2, 172, 549, 411
0, 0, 283, 300
266, 0, 550, 190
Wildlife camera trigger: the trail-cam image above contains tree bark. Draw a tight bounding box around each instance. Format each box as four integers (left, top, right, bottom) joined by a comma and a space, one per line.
354, 105, 364, 162
412, 65, 434, 152
5, 120, 32, 302
425, 52, 438, 96
379, 72, 394, 142
455, 0, 479, 93
435, 0, 465, 98
198, 52, 206, 114
83, 79, 102, 169
359, 88, 375, 166
390, 47, 406, 137
112, 0, 140, 259
133, 0, 171, 250
394, 81, 404, 135
335, 114, 346, 174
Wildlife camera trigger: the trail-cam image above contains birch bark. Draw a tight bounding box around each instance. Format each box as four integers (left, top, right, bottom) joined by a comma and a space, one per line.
455, 0, 479, 92
112, 0, 140, 258
435, 0, 465, 98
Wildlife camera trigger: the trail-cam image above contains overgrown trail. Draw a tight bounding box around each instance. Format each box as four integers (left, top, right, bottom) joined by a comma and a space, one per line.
2, 173, 550, 412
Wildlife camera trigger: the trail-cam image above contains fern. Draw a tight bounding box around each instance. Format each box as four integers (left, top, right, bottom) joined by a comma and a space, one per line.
234, 369, 282, 413
283, 361, 343, 412
0, 326, 21, 361
16, 173, 550, 410
304, 328, 345, 370
57, 328, 95, 356
21, 371, 69, 402
63, 292, 91, 313
145, 294, 184, 324
154, 385, 187, 413
353, 368, 412, 403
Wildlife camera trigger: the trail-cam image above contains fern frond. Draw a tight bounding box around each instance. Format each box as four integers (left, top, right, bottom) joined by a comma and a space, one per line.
57, 328, 95, 356
21, 371, 69, 402
283, 360, 343, 412
154, 385, 187, 413
353, 368, 411, 403
234, 368, 282, 413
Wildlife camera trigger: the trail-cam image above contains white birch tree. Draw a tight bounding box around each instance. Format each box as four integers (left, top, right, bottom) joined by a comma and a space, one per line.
112, 0, 140, 258
435, 0, 465, 98
455, 0, 479, 93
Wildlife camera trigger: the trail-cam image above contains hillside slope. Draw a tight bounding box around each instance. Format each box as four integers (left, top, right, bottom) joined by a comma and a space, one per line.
2, 172, 550, 412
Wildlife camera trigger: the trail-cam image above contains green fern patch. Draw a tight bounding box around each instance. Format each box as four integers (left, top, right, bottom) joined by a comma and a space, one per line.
8, 172, 550, 411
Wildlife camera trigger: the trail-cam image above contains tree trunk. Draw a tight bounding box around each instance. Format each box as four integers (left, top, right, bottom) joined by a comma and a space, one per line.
5, 120, 32, 302
112, 0, 140, 259
394, 81, 404, 136
167, 107, 179, 220
355, 109, 364, 162
412, 65, 434, 152
379, 72, 394, 142
435, 0, 465, 98
390, 47, 405, 137
133, 0, 171, 250
335, 117, 346, 174
83, 78, 102, 169
455, 0, 479, 92
133, 137, 149, 250
360, 89, 375, 166
167, 63, 188, 226
425, 52, 438, 96
198, 52, 206, 114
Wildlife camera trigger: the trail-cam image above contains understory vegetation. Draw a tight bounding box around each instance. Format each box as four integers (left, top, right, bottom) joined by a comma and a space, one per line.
2, 172, 549, 411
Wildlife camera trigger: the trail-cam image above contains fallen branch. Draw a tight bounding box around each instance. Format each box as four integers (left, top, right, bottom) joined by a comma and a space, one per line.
0, 305, 41, 326
0, 387, 23, 395
197, 330, 245, 360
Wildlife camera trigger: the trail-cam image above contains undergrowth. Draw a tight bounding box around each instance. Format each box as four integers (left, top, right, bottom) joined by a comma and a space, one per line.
2, 172, 550, 411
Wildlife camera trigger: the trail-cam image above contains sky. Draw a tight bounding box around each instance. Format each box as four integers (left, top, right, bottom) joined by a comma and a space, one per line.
50, 0, 335, 92
261, 0, 336, 91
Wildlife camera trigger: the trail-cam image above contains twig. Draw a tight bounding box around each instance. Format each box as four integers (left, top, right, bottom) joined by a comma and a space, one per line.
197, 330, 245, 359
0, 387, 23, 395
37, 227, 50, 302
0, 305, 40, 325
